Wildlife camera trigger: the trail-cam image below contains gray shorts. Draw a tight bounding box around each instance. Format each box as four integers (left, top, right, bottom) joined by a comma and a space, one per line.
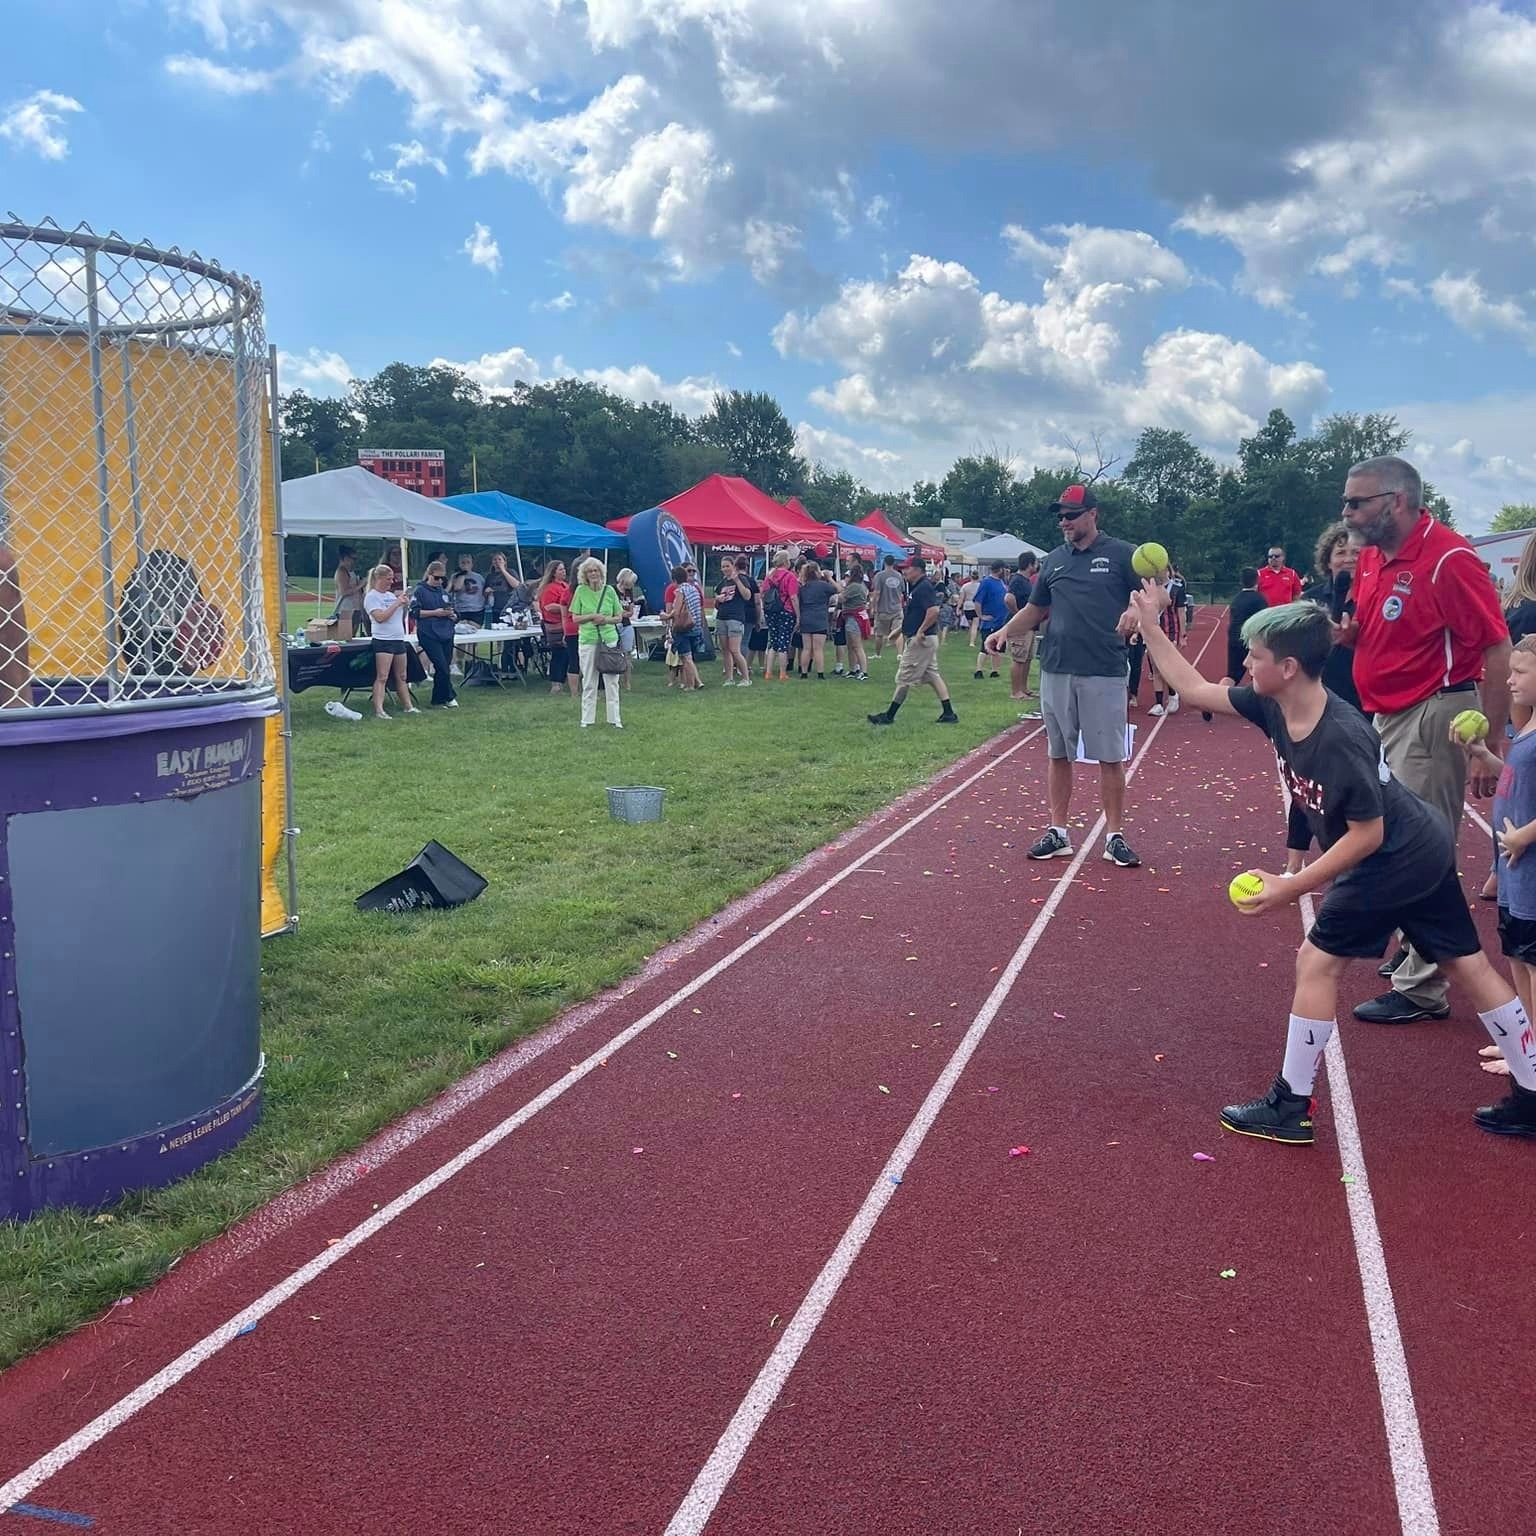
1040, 669, 1129, 763
720, 618, 745, 639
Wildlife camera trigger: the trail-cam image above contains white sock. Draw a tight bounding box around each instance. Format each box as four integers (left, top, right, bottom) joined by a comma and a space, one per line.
1052, 825, 1069, 839
1281, 1014, 1334, 1096
1478, 999, 1536, 1091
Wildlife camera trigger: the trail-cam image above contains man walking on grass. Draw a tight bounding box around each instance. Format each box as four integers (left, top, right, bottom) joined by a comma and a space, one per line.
873, 555, 907, 660
869, 557, 957, 727
985, 483, 1141, 868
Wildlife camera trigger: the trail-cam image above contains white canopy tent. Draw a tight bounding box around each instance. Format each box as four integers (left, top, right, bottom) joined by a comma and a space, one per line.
279, 466, 525, 592
962, 532, 1046, 563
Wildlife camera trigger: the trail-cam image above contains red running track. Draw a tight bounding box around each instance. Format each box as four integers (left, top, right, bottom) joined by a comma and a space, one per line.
1, 604, 1531, 1536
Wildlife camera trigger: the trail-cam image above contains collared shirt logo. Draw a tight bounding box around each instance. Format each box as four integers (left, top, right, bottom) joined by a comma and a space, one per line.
1392, 570, 1414, 595
1382, 595, 1404, 621
1090, 556, 1110, 574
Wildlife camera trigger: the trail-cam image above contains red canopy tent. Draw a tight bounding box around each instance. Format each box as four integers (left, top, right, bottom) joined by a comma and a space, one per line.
858, 509, 944, 563
607, 475, 832, 546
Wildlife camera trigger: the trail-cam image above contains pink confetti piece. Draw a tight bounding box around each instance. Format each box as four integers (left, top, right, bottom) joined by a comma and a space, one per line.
986, 1086, 999, 1093
1192, 1152, 1215, 1162
731, 1092, 742, 1100
632, 1146, 645, 1155
1008, 1145, 1031, 1158
1053, 1011, 1066, 1019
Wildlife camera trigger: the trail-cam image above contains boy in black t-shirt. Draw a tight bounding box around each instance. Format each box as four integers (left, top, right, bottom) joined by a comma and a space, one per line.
1133, 588, 1536, 1143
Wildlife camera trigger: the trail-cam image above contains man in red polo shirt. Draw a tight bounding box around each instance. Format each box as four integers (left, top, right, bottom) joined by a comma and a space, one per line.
1339, 455, 1511, 1024
1256, 545, 1304, 606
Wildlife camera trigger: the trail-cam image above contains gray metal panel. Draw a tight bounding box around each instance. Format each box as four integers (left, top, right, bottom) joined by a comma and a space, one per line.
10, 780, 262, 1156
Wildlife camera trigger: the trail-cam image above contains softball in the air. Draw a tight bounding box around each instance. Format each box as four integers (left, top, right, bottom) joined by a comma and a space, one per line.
1453, 708, 1490, 743
1228, 871, 1265, 907
1132, 542, 1170, 579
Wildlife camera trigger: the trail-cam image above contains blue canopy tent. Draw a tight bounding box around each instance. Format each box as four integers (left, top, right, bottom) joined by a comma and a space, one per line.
827, 520, 908, 561
441, 491, 628, 576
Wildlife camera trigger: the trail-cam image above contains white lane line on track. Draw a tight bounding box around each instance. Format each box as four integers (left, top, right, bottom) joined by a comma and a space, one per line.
0, 722, 1054, 1511
662, 616, 1224, 1536
1464, 801, 1493, 839
1297, 888, 1441, 1536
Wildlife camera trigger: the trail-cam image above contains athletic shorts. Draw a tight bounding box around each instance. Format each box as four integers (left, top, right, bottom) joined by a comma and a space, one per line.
671, 630, 702, 658
748, 627, 769, 653
1307, 867, 1480, 962
1499, 907, 1536, 966
372, 638, 409, 656
1039, 670, 1129, 763
978, 622, 1001, 648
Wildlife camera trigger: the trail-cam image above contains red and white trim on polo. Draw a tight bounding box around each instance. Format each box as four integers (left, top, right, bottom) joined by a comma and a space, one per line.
1350, 512, 1507, 716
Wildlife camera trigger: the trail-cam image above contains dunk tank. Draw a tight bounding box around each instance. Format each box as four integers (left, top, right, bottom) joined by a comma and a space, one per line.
0, 221, 294, 1220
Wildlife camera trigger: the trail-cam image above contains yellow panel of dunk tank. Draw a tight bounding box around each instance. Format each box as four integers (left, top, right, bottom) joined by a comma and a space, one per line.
0, 330, 293, 935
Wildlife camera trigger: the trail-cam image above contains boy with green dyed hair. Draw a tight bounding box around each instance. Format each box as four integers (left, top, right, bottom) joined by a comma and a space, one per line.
1132, 590, 1536, 1144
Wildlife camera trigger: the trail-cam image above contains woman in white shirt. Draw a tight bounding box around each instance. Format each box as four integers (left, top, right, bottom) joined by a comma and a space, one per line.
362, 564, 418, 720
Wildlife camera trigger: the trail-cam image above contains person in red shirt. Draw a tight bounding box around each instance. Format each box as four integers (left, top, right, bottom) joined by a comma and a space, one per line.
1256, 546, 1304, 606
1338, 455, 1512, 1024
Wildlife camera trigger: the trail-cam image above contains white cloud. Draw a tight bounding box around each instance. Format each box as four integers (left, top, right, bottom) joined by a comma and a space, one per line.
430, 344, 719, 414
726, 340, 742, 357
390, 139, 447, 176
369, 168, 416, 199
277, 347, 354, 395
796, 421, 907, 487
776, 233, 1323, 477
1177, 6, 1536, 330
0, 89, 83, 161
164, 55, 277, 93
1389, 391, 1536, 533
462, 222, 502, 274
537, 290, 576, 311
1428, 272, 1536, 350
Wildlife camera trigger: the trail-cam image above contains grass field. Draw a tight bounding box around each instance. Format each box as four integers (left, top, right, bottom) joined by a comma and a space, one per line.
0, 634, 1034, 1368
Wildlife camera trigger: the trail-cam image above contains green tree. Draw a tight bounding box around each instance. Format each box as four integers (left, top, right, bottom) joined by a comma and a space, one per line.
1237, 408, 1298, 482
698, 390, 806, 496
939, 453, 1016, 530
1123, 428, 1218, 514
279, 390, 361, 478
1490, 504, 1536, 535
799, 464, 863, 524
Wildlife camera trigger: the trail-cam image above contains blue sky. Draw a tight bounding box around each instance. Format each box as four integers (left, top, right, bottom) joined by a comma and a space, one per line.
5, 0, 1535, 528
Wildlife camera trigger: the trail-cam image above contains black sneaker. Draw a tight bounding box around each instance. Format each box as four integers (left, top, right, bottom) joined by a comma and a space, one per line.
973, 669, 983, 680
1103, 832, 1141, 868
1028, 828, 1072, 859
936, 709, 958, 725
1352, 992, 1451, 1024
1377, 948, 1409, 979
1220, 1073, 1315, 1145
1201, 709, 1213, 722
1474, 1081, 1536, 1138
868, 711, 894, 726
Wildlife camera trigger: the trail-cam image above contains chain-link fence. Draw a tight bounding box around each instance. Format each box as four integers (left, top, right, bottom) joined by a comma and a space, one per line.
0, 218, 275, 714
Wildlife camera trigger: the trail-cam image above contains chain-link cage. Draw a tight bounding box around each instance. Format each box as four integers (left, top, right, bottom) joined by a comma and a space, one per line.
0, 218, 275, 715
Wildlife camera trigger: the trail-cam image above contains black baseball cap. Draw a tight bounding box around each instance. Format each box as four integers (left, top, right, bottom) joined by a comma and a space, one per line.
1049, 483, 1097, 514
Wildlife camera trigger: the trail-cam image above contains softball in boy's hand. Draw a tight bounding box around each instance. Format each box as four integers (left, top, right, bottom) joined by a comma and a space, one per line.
1452, 708, 1490, 743
1228, 870, 1265, 908
1131, 542, 1170, 579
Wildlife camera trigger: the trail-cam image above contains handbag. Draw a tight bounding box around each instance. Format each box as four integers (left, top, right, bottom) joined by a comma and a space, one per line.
594, 588, 630, 674
670, 587, 695, 634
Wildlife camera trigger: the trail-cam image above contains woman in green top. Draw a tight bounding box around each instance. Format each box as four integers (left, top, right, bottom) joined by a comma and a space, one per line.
571, 557, 624, 729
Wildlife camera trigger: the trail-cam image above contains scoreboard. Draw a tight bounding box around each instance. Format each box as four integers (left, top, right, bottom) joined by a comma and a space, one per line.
358, 448, 447, 498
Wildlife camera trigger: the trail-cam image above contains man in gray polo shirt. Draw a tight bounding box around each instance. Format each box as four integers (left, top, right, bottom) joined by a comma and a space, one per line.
985, 483, 1141, 868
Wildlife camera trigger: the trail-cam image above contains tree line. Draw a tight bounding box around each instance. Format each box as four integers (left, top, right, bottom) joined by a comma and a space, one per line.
281, 362, 1472, 591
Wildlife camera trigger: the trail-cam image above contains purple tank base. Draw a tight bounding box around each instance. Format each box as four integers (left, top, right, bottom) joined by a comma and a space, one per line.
0, 694, 276, 1222
7, 1066, 264, 1222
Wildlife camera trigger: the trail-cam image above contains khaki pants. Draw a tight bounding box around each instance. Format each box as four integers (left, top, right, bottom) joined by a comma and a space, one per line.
1375, 691, 1472, 1006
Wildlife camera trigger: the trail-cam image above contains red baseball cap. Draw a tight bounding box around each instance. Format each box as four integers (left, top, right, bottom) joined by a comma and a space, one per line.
1049, 483, 1097, 513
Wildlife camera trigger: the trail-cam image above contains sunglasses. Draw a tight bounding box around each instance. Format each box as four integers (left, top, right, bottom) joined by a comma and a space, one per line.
1341, 491, 1397, 512
1056, 508, 1089, 521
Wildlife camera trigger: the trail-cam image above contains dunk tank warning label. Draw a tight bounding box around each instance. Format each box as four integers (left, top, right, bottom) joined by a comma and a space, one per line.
160, 1088, 259, 1154
155, 730, 255, 798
